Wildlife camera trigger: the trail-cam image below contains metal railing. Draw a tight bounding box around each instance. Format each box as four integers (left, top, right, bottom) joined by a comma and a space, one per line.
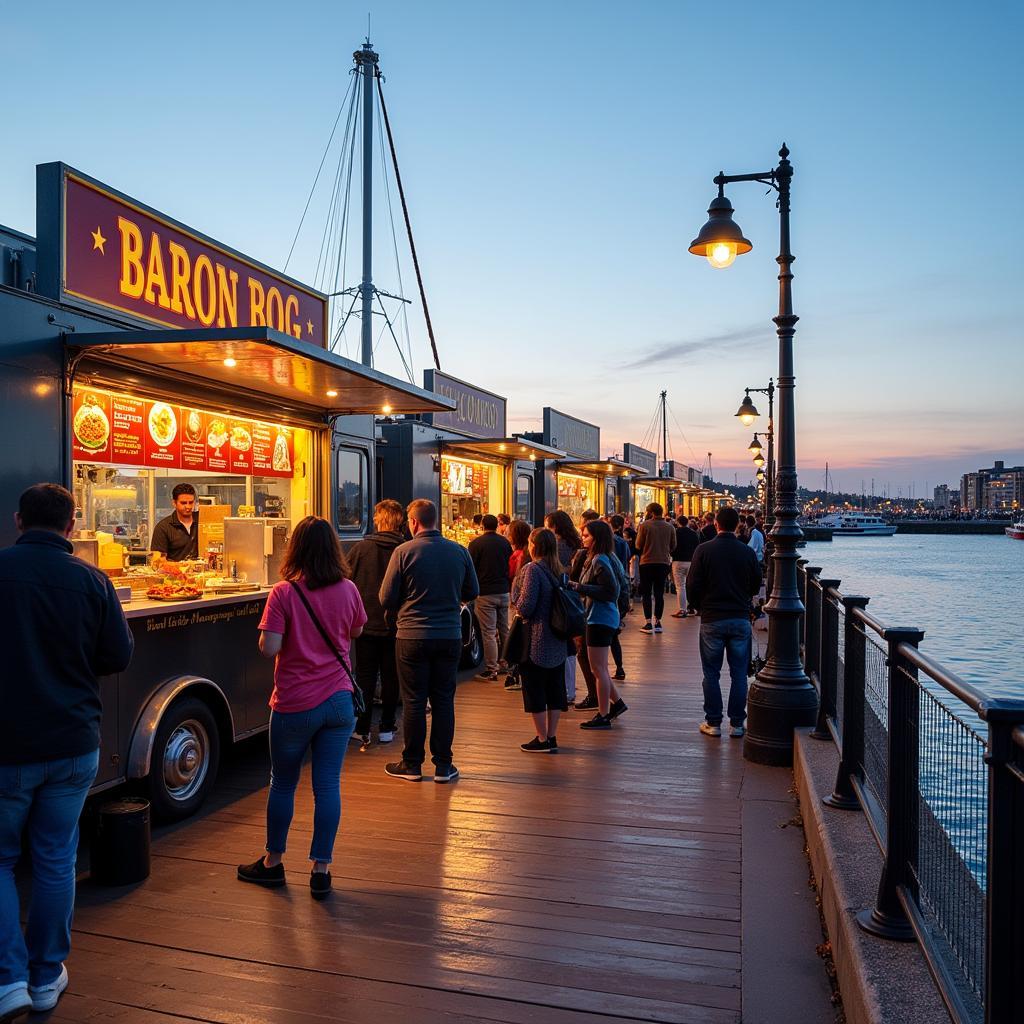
798, 562, 1024, 1024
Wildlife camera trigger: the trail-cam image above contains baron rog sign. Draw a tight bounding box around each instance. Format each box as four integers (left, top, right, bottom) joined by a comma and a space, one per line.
36, 163, 328, 346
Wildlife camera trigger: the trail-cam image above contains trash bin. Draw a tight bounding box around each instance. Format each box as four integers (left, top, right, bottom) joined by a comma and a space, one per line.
90, 798, 151, 885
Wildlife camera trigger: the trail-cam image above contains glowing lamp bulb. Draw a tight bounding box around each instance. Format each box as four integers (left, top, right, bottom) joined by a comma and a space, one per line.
752, 453, 765, 468
382, 404, 392, 415
739, 412, 756, 426
223, 357, 237, 368
326, 389, 338, 398
706, 242, 737, 269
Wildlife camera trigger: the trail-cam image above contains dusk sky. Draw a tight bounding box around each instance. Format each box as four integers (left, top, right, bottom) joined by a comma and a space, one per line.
4, 1, 1022, 496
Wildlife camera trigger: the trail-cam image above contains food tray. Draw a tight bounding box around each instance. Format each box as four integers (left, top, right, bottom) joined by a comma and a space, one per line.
205, 582, 261, 593
145, 592, 204, 602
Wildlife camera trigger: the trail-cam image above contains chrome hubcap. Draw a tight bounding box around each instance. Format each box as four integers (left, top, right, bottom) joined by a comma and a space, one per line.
162, 719, 209, 802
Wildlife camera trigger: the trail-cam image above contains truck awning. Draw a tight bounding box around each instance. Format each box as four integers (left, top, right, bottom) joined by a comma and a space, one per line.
556, 457, 646, 477
67, 326, 455, 418
441, 436, 566, 462
634, 475, 687, 488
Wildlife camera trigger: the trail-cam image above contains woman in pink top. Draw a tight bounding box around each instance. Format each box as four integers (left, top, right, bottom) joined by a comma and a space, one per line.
237, 517, 366, 899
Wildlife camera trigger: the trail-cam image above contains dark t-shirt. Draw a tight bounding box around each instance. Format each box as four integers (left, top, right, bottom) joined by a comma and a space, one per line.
468, 530, 514, 595
151, 512, 199, 561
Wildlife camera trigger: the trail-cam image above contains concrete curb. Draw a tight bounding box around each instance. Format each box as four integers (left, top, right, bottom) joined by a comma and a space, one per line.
793, 729, 951, 1024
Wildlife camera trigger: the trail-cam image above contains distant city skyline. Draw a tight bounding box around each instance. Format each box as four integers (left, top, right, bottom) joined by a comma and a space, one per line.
3, 1, 1022, 492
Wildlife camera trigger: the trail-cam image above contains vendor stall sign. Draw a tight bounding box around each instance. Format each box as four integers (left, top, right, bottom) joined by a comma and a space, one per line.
424, 370, 506, 439
37, 163, 328, 345
543, 408, 600, 460
72, 385, 294, 479
623, 443, 657, 475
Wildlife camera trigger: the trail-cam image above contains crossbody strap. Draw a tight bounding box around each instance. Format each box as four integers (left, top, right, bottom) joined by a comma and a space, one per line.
289, 581, 356, 688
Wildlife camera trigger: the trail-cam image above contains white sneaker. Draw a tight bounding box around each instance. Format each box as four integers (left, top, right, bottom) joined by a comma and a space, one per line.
29, 964, 68, 1012
699, 721, 722, 737
729, 725, 746, 738
0, 981, 31, 1021
377, 731, 395, 743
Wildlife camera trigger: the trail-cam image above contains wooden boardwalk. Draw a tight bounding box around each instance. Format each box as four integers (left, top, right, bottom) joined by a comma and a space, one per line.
55, 617, 834, 1023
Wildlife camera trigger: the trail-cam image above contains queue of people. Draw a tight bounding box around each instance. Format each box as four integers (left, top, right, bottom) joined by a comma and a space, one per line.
1, 481, 768, 1020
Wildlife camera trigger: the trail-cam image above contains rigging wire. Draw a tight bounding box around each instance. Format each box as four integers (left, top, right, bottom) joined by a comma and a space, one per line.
668, 403, 701, 467
284, 73, 356, 274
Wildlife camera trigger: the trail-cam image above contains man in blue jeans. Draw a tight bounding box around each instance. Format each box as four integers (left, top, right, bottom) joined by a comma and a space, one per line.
0, 484, 134, 1020
685, 506, 761, 738
378, 499, 479, 783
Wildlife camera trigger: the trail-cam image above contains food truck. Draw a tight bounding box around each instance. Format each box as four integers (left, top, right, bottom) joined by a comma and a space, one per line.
621, 445, 689, 519
379, 371, 564, 543
0, 163, 454, 819
523, 409, 642, 521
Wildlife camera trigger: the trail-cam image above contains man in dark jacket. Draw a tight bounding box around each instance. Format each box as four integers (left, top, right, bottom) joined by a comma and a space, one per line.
467, 514, 512, 681
699, 510, 717, 543
670, 513, 701, 618
379, 499, 479, 783
346, 500, 405, 749
0, 484, 134, 1018
685, 506, 761, 738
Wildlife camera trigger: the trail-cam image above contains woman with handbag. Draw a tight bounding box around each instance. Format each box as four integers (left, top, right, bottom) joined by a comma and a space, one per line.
237, 516, 367, 899
509, 528, 568, 753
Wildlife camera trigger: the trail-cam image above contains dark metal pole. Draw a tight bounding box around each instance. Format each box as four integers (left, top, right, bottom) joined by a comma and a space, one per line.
355, 40, 379, 367
744, 145, 819, 766
660, 390, 668, 470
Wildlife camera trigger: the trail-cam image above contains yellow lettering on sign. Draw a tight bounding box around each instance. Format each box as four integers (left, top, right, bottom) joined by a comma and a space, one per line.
117, 217, 145, 299
248, 278, 266, 326
216, 265, 238, 327
168, 242, 196, 319
266, 286, 284, 332
285, 294, 300, 339
193, 254, 216, 327
143, 232, 171, 309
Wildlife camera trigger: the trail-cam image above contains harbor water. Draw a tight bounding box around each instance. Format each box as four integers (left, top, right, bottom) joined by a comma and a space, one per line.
804, 533, 1024, 701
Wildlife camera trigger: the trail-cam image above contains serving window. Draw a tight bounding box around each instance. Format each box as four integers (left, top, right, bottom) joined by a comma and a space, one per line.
557, 472, 598, 525
440, 455, 503, 545
71, 384, 312, 565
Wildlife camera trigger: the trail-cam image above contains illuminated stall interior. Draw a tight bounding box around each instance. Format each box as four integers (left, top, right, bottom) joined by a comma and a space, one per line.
440, 436, 563, 544
556, 458, 641, 523
633, 475, 686, 518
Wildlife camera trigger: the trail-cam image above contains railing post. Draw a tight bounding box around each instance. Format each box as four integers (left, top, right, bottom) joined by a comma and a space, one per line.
802, 564, 822, 674
857, 627, 925, 941
978, 699, 1024, 1024
824, 595, 869, 810
796, 558, 809, 655
810, 578, 840, 741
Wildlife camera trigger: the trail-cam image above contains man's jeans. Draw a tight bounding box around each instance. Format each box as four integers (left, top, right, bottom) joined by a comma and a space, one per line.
671, 561, 691, 611
0, 749, 99, 987
474, 593, 510, 673
267, 690, 355, 863
698, 619, 752, 727
395, 637, 462, 767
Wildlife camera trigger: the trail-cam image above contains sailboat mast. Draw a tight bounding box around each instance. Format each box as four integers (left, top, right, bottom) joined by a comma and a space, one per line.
660, 390, 668, 472
355, 39, 379, 367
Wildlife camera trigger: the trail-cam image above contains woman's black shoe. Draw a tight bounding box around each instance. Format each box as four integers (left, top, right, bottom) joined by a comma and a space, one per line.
310, 870, 332, 900
580, 712, 612, 730
520, 736, 553, 752
574, 695, 598, 710
237, 858, 286, 887
608, 698, 629, 720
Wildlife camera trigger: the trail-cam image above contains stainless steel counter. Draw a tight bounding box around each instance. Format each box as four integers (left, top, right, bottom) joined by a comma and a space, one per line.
122, 588, 271, 620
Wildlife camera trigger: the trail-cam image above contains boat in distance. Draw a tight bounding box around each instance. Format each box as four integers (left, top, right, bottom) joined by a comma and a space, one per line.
1006, 517, 1024, 540
818, 512, 897, 536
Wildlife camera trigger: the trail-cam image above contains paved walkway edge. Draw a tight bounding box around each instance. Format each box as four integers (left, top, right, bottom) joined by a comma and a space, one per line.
794, 730, 952, 1024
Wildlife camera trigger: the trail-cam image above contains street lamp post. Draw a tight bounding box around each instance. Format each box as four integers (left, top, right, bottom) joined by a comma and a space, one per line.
736, 383, 775, 536
689, 143, 817, 766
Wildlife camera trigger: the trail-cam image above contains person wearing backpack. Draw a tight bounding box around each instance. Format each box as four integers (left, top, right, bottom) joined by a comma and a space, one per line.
569, 520, 627, 730
510, 528, 569, 752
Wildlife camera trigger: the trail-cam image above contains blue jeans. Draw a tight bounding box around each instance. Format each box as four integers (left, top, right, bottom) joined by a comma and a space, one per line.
267, 690, 354, 863
0, 749, 99, 986
698, 619, 752, 727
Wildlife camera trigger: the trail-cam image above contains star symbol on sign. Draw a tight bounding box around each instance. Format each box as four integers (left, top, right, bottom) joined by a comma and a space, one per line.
306, 320, 314, 336
91, 226, 107, 254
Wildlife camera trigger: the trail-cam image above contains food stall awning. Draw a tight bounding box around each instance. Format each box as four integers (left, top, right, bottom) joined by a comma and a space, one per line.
634, 475, 687, 488
441, 436, 567, 462
67, 326, 456, 419
556, 457, 647, 477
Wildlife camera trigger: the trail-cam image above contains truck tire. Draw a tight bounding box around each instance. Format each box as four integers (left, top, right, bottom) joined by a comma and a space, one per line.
148, 697, 220, 822
460, 616, 483, 669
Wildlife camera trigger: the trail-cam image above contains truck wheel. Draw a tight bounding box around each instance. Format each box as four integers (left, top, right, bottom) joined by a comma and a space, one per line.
148, 697, 220, 821
460, 619, 483, 669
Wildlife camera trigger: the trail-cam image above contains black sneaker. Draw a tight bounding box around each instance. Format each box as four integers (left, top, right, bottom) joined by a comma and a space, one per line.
237, 858, 286, 888
504, 677, 522, 691
580, 712, 612, 730
574, 695, 598, 710
608, 698, 629, 720
358, 734, 371, 751
384, 761, 422, 781
309, 870, 332, 900
521, 736, 554, 752
653, 621, 664, 633
640, 621, 653, 634
613, 667, 626, 680
547, 735, 558, 753
434, 764, 460, 784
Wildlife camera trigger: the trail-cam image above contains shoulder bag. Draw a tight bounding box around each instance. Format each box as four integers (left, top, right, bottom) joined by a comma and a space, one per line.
537, 563, 586, 641
288, 581, 366, 716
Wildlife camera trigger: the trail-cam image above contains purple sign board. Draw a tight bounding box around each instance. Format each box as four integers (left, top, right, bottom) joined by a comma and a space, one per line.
424, 370, 506, 439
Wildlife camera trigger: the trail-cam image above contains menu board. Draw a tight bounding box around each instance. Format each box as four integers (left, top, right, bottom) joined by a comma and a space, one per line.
72, 386, 294, 478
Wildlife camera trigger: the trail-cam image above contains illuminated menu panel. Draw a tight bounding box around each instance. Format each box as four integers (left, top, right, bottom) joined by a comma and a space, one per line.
72, 386, 294, 478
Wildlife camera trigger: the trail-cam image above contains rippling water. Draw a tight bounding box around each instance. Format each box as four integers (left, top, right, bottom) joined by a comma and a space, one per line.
803, 533, 1024, 701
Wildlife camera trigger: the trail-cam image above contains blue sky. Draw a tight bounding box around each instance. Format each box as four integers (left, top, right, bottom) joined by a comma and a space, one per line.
4, 0, 1022, 495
